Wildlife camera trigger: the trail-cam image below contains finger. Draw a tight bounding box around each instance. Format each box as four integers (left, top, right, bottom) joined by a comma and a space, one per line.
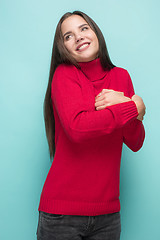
95, 99, 106, 107
95, 103, 111, 110
96, 90, 114, 101
95, 90, 106, 98
95, 104, 107, 110
95, 95, 105, 102
95, 92, 102, 99
95, 89, 114, 98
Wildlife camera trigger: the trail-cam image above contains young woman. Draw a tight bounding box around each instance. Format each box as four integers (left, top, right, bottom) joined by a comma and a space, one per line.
36, 10, 146, 240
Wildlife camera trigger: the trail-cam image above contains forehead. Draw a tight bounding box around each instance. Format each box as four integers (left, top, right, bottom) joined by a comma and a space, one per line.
61, 15, 88, 34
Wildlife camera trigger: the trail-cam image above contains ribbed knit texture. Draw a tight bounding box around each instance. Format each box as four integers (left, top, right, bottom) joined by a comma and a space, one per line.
38, 58, 145, 216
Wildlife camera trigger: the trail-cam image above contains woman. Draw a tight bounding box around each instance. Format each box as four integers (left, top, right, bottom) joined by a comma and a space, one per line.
36, 10, 146, 240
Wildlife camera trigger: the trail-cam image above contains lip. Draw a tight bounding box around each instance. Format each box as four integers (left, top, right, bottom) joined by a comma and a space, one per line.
76, 42, 90, 51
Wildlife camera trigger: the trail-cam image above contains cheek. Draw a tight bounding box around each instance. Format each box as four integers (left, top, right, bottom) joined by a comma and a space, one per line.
95, 40, 99, 50
64, 42, 73, 52
92, 37, 99, 51
94, 37, 99, 51
88, 33, 99, 48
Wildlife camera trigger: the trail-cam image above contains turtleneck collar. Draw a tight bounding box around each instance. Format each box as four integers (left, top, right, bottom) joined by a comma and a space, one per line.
78, 57, 109, 81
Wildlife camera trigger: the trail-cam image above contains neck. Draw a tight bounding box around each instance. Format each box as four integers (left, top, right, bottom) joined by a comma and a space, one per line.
78, 57, 109, 81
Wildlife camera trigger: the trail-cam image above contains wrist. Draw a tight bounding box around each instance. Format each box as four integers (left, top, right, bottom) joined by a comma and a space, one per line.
131, 99, 140, 114
132, 100, 145, 121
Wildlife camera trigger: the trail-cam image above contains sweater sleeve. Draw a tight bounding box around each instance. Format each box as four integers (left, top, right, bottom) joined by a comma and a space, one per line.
51, 64, 138, 143
122, 70, 145, 152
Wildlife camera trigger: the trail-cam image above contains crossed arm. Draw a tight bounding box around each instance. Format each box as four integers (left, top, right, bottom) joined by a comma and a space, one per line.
95, 89, 146, 121
95, 88, 146, 152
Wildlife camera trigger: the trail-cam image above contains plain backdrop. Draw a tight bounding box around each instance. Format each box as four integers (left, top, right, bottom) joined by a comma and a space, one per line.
0, 0, 159, 239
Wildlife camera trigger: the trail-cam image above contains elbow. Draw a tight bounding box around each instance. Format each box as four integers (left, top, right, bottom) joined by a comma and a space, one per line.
60, 118, 86, 143
124, 124, 145, 152
67, 128, 91, 143
131, 144, 143, 152
128, 133, 145, 152
65, 125, 87, 143
66, 116, 91, 143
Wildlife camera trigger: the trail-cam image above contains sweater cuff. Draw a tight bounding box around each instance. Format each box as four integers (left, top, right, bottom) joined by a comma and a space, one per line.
108, 100, 138, 127
119, 100, 138, 123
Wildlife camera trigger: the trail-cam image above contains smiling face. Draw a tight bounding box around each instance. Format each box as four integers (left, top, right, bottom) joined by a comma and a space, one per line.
61, 15, 99, 62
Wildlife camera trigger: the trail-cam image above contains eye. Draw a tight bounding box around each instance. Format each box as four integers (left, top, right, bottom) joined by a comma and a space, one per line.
81, 26, 88, 31
65, 35, 72, 41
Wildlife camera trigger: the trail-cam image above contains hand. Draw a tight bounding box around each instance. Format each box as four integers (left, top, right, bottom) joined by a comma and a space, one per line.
95, 89, 132, 110
131, 95, 146, 121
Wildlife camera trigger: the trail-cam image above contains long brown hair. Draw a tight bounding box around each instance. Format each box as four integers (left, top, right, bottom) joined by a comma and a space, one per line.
44, 10, 116, 161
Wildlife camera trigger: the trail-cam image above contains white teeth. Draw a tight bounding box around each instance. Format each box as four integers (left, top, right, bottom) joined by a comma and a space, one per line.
78, 43, 89, 50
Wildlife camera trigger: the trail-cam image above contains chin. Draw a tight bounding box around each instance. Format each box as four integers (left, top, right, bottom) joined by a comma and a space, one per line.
72, 48, 98, 62
75, 54, 97, 63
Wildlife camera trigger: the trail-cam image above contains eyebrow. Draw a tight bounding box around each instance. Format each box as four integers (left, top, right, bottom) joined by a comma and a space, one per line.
63, 23, 89, 38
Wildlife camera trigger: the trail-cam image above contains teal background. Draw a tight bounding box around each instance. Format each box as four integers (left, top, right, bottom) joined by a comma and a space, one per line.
0, 0, 159, 239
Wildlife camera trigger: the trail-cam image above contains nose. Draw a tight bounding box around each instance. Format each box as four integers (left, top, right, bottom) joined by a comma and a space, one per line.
75, 35, 84, 42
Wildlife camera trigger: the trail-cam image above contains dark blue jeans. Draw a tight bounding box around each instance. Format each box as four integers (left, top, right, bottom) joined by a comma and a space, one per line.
36, 211, 121, 240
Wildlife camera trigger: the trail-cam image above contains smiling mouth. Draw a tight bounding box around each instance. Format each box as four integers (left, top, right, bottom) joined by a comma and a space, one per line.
76, 43, 90, 51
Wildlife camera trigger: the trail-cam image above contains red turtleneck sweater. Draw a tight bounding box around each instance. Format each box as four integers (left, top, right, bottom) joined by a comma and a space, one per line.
38, 58, 145, 216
